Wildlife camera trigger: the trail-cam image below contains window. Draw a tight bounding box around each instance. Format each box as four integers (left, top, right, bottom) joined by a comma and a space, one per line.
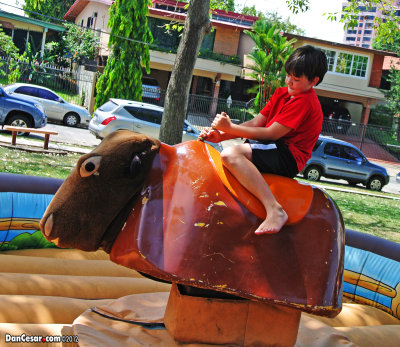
342, 146, 364, 162
36, 88, 59, 101
320, 48, 368, 78
99, 101, 118, 112
15, 86, 37, 97
324, 143, 341, 158
363, 37, 371, 42
364, 29, 372, 35
346, 37, 356, 41
321, 49, 336, 71
358, 23, 363, 27
125, 106, 163, 125
347, 29, 357, 34
313, 140, 322, 152
336, 53, 353, 74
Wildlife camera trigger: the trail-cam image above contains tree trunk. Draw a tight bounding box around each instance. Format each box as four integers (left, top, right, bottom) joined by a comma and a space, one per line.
159, 0, 211, 145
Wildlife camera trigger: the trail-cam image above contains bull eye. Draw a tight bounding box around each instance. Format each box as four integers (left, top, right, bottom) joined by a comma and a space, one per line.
80, 156, 102, 178
129, 154, 142, 177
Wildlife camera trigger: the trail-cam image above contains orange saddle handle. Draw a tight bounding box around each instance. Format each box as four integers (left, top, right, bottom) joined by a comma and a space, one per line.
205, 143, 314, 225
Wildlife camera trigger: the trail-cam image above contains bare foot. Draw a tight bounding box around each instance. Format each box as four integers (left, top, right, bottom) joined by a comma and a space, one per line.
254, 206, 288, 235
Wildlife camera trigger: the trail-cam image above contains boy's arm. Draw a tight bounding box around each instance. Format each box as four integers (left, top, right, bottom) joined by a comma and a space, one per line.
212, 113, 291, 141
198, 112, 266, 142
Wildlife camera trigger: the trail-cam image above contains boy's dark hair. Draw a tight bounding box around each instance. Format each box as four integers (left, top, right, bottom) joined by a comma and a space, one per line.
285, 45, 328, 85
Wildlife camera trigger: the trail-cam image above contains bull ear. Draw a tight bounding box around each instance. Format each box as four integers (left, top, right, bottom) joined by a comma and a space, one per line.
129, 154, 142, 177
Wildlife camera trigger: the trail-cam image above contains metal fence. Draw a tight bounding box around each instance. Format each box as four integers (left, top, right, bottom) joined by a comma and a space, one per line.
0, 57, 95, 110
1, 56, 399, 164
143, 90, 252, 128
322, 120, 400, 163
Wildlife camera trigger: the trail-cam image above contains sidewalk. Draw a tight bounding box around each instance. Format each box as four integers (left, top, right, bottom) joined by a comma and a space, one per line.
0, 134, 93, 154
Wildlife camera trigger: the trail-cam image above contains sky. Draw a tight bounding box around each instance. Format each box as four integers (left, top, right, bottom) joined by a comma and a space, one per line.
236, 0, 345, 43
1, 0, 346, 44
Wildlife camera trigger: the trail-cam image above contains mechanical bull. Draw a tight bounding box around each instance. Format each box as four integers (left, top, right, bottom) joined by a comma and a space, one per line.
40, 129, 344, 317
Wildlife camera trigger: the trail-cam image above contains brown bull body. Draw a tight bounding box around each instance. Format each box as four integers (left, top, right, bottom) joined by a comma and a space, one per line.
40, 130, 344, 317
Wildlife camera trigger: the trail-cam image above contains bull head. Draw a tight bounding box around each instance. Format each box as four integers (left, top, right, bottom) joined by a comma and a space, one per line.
40, 130, 161, 252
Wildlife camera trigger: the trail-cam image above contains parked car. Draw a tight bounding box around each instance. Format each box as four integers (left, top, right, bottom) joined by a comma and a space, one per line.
142, 77, 161, 101
396, 172, 400, 184
0, 86, 47, 135
89, 99, 223, 151
301, 136, 389, 191
4, 83, 91, 127
321, 105, 352, 134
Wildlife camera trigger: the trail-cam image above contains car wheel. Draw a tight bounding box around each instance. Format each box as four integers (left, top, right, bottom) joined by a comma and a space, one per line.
6, 115, 32, 136
304, 166, 321, 181
63, 113, 79, 127
366, 176, 384, 191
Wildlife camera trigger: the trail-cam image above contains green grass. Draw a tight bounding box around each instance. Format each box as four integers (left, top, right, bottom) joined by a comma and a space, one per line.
326, 190, 400, 243
1, 144, 399, 243
0, 146, 81, 178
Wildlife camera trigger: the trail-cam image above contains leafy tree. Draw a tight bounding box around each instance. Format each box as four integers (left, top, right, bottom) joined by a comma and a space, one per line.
21, 0, 75, 22
62, 23, 100, 65
0, 26, 21, 84
240, 6, 304, 35
159, 0, 212, 145
245, 19, 296, 112
211, 0, 235, 12
95, 0, 153, 109
0, 27, 19, 57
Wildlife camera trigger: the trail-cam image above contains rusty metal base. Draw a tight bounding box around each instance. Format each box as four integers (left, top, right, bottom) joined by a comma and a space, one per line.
164, 283, 301, 346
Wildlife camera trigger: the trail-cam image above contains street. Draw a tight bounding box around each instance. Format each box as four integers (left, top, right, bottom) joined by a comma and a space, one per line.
36, 123, 400, 195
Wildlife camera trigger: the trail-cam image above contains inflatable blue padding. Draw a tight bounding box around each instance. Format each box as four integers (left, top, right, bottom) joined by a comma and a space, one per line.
343, 232, 400, 320
0, 173, 64, 250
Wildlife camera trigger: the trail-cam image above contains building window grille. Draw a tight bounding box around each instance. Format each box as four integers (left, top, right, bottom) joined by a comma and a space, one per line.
322, 48, 369, 78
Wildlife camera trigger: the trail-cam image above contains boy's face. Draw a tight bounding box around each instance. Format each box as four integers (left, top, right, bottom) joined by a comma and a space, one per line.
285, 74, 319, 96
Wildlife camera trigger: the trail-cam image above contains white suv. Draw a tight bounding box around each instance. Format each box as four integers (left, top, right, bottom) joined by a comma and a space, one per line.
89, 99, 222, 151
142, 77, 161, 101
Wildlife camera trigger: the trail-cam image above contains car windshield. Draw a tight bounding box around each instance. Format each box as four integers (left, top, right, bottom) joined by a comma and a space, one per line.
99, 101, 119, 112
142, 77, 159, 86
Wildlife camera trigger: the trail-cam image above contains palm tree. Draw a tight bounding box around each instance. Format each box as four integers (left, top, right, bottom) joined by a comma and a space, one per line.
245, 19, 296, 112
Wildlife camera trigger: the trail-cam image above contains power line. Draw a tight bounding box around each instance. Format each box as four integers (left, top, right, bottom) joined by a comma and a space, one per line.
0, 1, 256, 72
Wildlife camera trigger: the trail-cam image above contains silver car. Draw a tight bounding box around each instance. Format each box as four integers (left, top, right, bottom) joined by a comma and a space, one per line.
4, 83, 91, 127
89, 99, 222, 151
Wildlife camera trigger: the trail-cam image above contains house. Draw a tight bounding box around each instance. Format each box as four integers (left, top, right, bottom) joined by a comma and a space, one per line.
0, 10, 65, 57
63, 0, 258, 102
283, 33, 397, 125
63, 0, 395, 126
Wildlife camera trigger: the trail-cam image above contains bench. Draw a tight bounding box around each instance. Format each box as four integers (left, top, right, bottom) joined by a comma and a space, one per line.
3, 126, 59, 150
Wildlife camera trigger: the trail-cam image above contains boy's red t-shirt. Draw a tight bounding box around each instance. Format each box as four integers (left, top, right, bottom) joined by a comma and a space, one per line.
260, 87, 323, 172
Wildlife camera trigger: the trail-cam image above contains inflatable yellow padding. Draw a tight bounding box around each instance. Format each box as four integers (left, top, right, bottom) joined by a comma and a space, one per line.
305, 303, 400, 327
0, 254, 142, 277
0, 295, 112, 324
0, 323, 76, 347
0, 248, 109, 260
71, 292, 400, 347
0, 273, 171, 298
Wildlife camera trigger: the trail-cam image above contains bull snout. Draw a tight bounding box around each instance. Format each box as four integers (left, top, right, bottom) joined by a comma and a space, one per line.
40, 214, 54, 240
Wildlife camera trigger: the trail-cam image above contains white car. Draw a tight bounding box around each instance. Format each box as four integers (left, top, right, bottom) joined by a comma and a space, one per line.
4, 83, 91, 127
89, 99, 223, 151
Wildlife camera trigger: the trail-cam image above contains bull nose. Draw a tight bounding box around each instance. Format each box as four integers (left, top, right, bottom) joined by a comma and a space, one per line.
40, 214, 54, 238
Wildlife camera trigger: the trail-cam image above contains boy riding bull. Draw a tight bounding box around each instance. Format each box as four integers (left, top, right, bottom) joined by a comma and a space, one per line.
199, 45, 328, 235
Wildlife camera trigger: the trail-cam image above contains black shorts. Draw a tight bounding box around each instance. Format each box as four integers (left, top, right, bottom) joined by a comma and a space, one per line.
246, 139, 298, 178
